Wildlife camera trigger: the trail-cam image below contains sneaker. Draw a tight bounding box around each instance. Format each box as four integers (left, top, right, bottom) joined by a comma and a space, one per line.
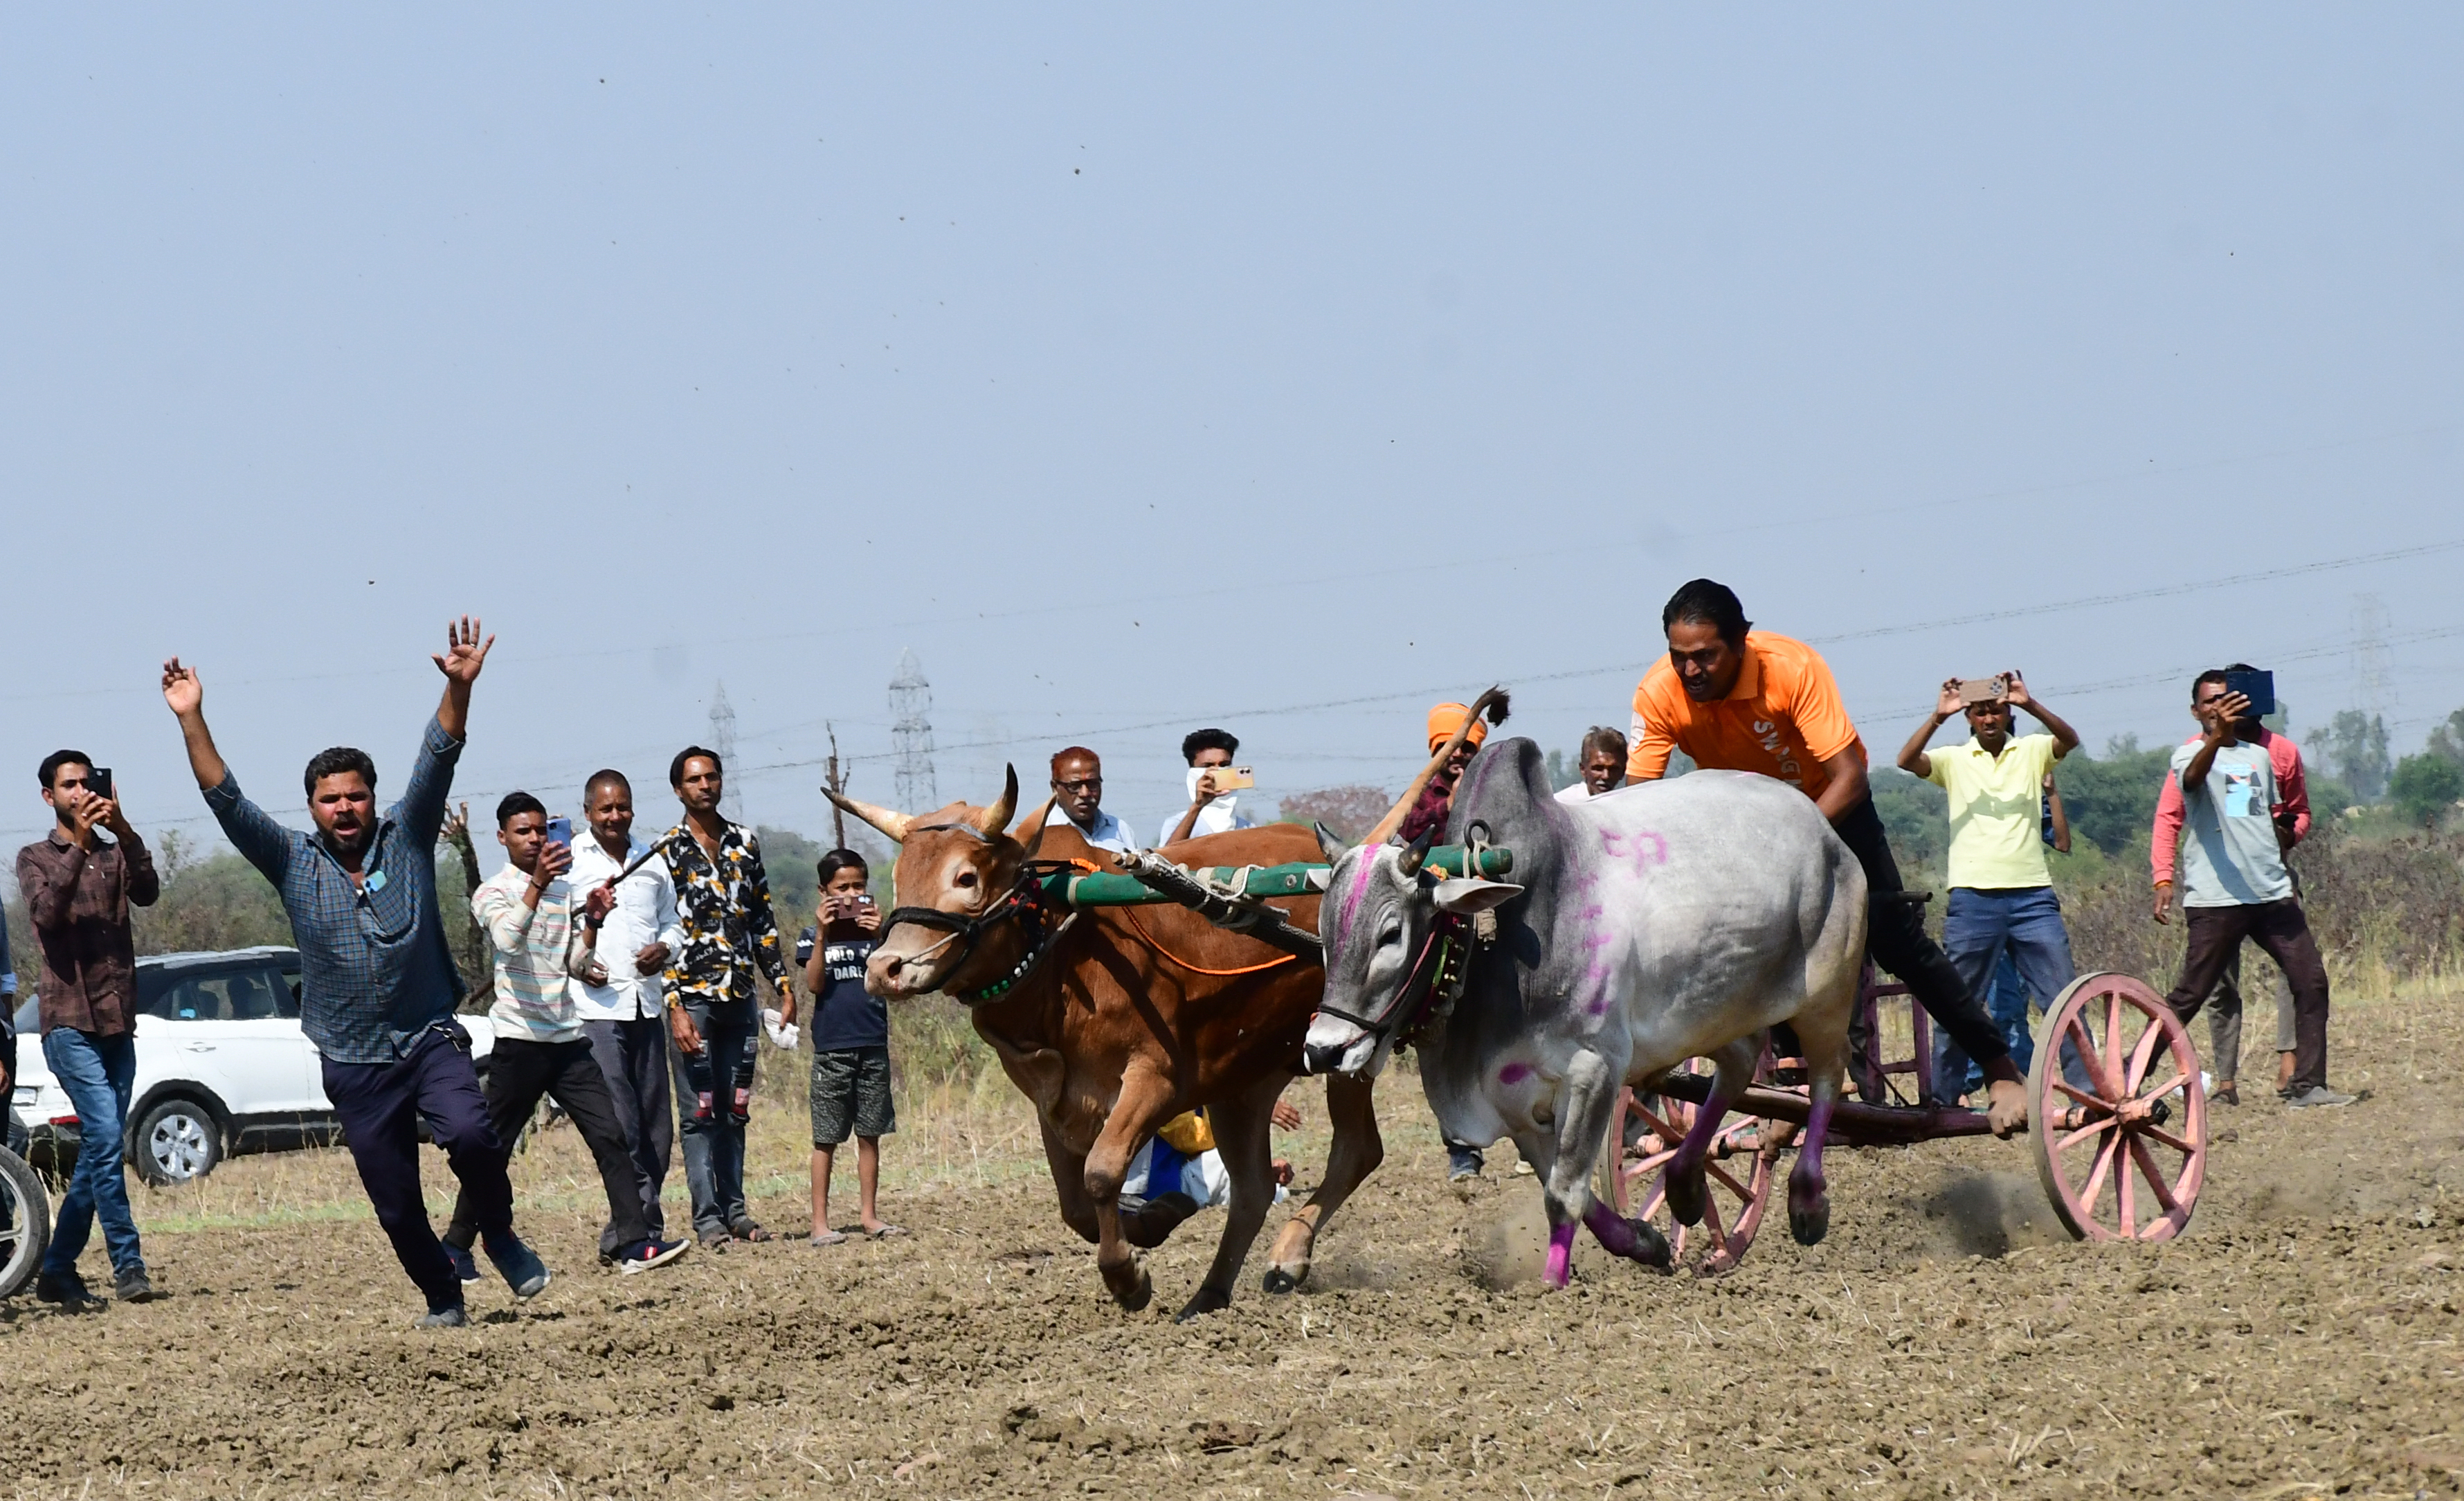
1446, 1147, 1486, 1183
482, 1233, 552, 1300
417, 1304, 469, 1329
2284, 1086, 2357, 1109
613, 1237, 691, 1275
34, 1270, 94, 1308
1122, 1192, 1199, 1249
444, 1241, 482, 1286
114, 1265, 156, 1303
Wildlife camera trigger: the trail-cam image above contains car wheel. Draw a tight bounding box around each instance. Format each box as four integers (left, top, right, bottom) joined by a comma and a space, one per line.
134, 1099, 223, 1187
0, 1144, 49, 1300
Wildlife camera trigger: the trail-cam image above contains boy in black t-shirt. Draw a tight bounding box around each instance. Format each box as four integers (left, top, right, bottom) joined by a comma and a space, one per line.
794, 850, 903, 1244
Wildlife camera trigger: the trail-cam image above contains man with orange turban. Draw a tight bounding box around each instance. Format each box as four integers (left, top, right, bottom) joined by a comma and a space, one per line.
1398, 702, 1488, 844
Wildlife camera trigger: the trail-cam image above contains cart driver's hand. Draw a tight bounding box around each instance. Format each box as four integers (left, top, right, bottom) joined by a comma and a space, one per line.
1271, 1099, 1302, 1132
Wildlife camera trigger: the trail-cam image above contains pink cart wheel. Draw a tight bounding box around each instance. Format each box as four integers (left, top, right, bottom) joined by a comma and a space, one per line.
2028, 972, 2207, 1243
1593, 1068, 1776, 1276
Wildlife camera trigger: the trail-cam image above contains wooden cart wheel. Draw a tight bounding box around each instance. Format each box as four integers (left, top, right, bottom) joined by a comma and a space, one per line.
2028, 971, 2207, 1243
1594, 1068, 1776, 1276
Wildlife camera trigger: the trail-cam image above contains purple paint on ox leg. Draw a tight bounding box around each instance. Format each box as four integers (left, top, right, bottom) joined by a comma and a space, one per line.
1545, 1221, 1577, 1287
1788, 1092, 1838, 1246
1584, 1200, 1671, 1268
1497, 1061, 1532, 1085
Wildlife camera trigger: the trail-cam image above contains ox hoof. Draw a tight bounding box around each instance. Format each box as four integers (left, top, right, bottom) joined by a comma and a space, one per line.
1788, 1193, 1831, 1248
1627, 1219, 1674, 1273
1103, 1261, 1154, 1313
1175, 1286, 1233, 1322
1261, 1264, 1309, 1295
1665, 1167, 1708, 1228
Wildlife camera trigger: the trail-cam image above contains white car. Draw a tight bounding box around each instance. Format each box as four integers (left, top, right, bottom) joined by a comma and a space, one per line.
10, 946, 495, 1187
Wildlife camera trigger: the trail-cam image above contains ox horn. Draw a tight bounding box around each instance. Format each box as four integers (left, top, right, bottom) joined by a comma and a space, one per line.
1361, 685, 1511, 846
973, 764, 1020, 838
1395, 825, 1437, 879
1313, 821, 1348, 863
825, 789, 912, 844
1016, 793, 1059, 861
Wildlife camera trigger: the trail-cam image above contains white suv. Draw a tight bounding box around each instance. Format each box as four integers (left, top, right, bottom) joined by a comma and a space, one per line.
10, 946, 494, 1187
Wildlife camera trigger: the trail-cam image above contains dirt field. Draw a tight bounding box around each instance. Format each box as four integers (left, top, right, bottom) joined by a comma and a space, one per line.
5, 987, 2461, 1500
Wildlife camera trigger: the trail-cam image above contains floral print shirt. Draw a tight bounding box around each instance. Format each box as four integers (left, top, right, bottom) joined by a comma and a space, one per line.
659, 819, 786, 1008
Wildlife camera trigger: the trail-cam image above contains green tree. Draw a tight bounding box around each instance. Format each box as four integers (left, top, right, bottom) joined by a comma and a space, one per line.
2389, 753, 2464, 830
2427, 708, 2464, 766
2051, 735, 2175, 856
1869, 768, 1948, 887
2319, 710, 2391, 802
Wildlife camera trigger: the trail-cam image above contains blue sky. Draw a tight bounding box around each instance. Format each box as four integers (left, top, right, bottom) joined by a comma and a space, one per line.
6, 7, 2461, 854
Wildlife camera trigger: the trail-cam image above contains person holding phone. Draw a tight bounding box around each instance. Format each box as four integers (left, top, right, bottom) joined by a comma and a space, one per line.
444, 793, 689, 1277
1161, 728, 1257, 847
2154, 667, 2348, 1107
17, 748, 161, 1306
792, 850, 901, 1244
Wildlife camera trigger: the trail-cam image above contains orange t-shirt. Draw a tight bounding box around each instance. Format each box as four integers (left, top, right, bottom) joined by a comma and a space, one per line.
1626, 630, 1867, 802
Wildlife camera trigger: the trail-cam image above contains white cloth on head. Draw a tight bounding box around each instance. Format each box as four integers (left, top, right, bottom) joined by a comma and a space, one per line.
1046, 802, 1144, 854
1159, 767, 1256, 845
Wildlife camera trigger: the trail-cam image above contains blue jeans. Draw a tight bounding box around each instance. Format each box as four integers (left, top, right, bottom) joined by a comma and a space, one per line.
1934, 951, 2033, 1097
42, 1027, 143, 1279
670, 999, 757, 1237
1935, 887, 2086, 1097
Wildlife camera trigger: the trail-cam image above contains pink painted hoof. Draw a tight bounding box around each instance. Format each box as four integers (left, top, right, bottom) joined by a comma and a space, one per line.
1543, 1222, 1577, 1287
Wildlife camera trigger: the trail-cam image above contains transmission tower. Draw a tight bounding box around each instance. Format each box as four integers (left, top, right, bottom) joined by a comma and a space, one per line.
890, 649, 937, 812
709, 679, 741, 820
2351, 593, 2395, 720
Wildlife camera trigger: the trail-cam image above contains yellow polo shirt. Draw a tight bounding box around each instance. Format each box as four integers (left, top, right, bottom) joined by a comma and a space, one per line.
1923, 733, 2058, 890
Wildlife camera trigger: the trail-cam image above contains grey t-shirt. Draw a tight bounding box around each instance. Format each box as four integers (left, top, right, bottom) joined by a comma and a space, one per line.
2168, 739, 2294, 908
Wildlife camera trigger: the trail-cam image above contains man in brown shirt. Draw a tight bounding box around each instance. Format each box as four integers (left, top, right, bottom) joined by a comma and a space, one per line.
16, 749, 161, 1306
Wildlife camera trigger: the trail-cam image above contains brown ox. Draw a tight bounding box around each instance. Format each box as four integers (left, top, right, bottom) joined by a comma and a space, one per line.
830, 769, 1382, 1320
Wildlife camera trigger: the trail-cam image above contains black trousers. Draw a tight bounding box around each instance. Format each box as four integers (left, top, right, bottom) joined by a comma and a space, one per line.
322, 1023, 510, 1313
2163, 899, 2331, 1094
585, 1016, 673, 1257
446, 1036, 651, 1253
1831, 796, 2018, 1081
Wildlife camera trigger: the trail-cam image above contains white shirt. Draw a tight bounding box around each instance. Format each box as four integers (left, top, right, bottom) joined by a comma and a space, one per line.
566, 832, 685, 1022
1553, 782, 1593, 805
1047, 802, 1144, 854
1158, 767, 1256, 846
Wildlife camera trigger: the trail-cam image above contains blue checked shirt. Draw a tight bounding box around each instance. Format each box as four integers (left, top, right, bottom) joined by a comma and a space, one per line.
204, 714, 467, 1064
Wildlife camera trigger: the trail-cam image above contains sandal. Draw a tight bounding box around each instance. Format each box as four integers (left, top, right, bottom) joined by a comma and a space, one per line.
866, 1223, 909, 1240
807, 1230, 849, 1247
730, 1219, 774, 1243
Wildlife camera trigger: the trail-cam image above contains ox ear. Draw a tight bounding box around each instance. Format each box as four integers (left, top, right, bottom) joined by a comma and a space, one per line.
1431, 877, 1523, 915
1313, 821, 1348, 864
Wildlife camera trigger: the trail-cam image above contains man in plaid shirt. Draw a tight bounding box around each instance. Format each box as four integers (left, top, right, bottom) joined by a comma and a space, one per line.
163, 618, 552, 1327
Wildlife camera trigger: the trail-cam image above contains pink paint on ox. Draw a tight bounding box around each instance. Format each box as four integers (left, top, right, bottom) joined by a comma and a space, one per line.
1497, 1061, 1532, 1085
1600, 827, 1671, 878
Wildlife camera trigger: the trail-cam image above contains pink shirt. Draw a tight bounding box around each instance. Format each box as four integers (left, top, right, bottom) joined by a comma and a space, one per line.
2151, 728, 2309, 887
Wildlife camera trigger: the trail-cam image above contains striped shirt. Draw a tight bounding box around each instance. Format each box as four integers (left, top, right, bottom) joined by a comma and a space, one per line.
473, 864, 601, 1043
205, 715, 465, 1064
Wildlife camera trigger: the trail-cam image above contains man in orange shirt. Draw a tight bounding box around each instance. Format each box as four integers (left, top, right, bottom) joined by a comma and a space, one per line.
1625, 579, 2028, 1136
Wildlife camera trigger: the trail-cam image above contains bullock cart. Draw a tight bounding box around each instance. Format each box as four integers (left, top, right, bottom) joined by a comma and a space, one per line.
1596, 938, 2209, 1275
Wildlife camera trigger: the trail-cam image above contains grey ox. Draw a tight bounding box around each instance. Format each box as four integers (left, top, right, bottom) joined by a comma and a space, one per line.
1303, 732, 1867, 1286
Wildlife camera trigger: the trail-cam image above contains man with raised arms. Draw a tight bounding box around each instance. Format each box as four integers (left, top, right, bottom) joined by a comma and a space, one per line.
163, 618, 550, 1326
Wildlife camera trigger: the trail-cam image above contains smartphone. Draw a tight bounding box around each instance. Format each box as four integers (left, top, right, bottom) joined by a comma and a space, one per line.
87, 767, 114, 801
545, 816, 572, 847
1956, 677, 2008, 705
1208, 766, 1257, 790
2222, 669, 2275, 719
